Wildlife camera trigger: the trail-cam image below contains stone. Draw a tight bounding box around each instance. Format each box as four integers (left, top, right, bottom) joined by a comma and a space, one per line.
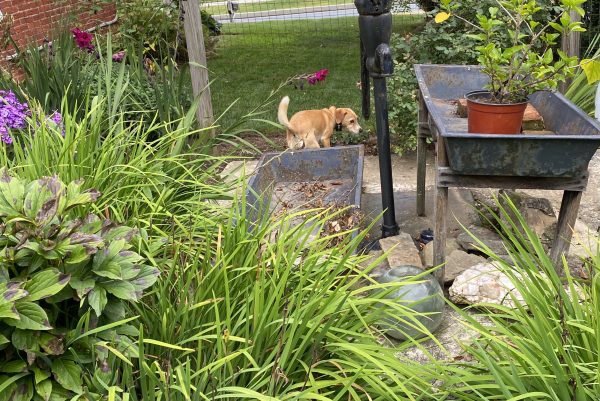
470, 189, 501, 231
456, 225, 506, 256
449, 262, 525, 308
470, 189, 557, 242
498, 190, 557, 245
444, 250, 487, 284
394, 306, 491, 364
569, 220, 600, 259
360, 249, 390, 278
446, 238, 462, 254
379, 232, 422, 269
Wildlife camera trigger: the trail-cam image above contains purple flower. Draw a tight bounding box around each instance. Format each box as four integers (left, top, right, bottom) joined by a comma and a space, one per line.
307, 76, 317, 85
71, 28, 95, 52
49, 111, 62, 125
0, 90, 30, 145
112, 50, 125, 62
47, 111, 65, 137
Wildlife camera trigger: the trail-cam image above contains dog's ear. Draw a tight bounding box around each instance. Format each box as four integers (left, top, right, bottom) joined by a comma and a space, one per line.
335, 109, 347, 124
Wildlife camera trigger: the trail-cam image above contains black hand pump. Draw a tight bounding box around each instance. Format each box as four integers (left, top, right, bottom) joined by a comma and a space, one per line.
355, 0, 399, 237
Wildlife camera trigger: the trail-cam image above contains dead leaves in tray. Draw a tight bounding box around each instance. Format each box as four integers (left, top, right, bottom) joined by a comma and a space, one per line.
322, 207, 364, 247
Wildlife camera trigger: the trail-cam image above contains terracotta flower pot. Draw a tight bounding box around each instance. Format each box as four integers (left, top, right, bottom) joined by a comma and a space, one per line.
465, 90, 527, 134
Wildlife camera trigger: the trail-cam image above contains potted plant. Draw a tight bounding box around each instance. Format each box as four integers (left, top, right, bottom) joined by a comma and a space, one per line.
435, 0, 585, 134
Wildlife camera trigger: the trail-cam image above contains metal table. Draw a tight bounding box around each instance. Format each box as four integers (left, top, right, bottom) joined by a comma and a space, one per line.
414, 64, 600, 283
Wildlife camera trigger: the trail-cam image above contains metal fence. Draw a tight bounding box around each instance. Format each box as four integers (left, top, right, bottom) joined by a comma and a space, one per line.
203, 0, 424, 47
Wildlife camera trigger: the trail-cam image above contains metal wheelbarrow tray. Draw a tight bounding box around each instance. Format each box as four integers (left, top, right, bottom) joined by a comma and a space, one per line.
245, 145, 364, 230
414, 64, 600, 177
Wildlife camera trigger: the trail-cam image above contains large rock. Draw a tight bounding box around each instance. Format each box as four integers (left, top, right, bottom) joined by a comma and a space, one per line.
456, 225, 506, 256
360, 249, 390, 278
470, 189, 557, 246
394, 306, 490, 364
379, 233, 422, 269
449, 262, 525, 308
498, 190, 557, 247
420, 238, 463, 271
569, 220, 600, 259
444, 250, 487, 284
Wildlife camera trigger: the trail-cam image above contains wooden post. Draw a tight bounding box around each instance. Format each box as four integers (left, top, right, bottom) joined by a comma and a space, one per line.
549, 190, 583, 274
432, 126, 447, 286
559, 11, 581, 93
416, 92, 429, 217
182, 0, 214, 130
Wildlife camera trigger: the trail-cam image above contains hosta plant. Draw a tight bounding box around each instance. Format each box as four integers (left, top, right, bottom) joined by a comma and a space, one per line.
0, 172, 159, 401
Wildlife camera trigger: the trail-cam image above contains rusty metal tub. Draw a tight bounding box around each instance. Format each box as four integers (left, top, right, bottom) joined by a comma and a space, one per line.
414, 64, 600, 177
245, 145, 364, 226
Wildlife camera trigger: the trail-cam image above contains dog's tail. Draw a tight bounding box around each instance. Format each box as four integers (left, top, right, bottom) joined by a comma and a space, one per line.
277, 96, 291, 129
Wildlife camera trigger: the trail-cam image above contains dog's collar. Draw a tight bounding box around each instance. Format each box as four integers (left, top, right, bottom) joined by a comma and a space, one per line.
334, 122, 342, 132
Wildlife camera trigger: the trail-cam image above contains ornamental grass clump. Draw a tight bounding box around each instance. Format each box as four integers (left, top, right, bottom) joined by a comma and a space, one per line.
435, 193, 600, 400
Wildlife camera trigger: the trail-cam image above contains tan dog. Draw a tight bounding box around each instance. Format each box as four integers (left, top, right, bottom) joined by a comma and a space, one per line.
277, 96, 363, 149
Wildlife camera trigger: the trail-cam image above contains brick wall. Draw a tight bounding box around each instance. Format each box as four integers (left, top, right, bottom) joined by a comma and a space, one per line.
0, 0, 116, 65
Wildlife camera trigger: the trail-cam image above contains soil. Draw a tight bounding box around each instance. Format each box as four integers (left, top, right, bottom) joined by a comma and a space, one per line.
212, 131, 379, 157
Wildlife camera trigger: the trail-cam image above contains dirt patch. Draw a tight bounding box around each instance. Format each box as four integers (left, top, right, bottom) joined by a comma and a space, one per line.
213, 132, 288, 157
213, 131, 379, 157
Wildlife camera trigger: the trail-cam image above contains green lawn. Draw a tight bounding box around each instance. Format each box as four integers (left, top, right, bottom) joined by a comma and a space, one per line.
207, 15, 424, 135
202, 0, 353, 16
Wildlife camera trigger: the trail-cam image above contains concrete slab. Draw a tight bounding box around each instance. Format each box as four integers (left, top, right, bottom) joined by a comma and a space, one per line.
361, 154, 435, 194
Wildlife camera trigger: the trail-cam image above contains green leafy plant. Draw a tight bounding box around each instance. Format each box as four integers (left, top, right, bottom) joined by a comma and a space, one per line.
0, 173, 159, 400
97, 193, 444, 400
4, 29, 97, 114
437, 0, 588, 103
566, 32, 600, 115
387, 1, 484, 154
117, 0, 221, 61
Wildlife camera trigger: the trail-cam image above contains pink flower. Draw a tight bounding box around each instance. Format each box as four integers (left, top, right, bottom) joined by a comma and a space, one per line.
315, 69, 329, 81
306, 69, 328, 85
71, 28, 94, 52
112, 50, 126, 62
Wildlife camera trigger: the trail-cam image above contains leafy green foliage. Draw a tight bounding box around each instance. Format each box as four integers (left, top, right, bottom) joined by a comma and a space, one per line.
439, 0, 585, 103
101, 198, 442, 400
387, 1, 485, 154
6, 29, 97, 114
0, 173, 159, 401
117, 0, 221, 61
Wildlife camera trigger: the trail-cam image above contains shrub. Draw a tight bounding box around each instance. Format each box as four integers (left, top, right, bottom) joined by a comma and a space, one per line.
387, 2, 482, 154
107, 200, 442, 400
387, 0, 559, 154
0, 173, 159, 400
117, 0, 221, 61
